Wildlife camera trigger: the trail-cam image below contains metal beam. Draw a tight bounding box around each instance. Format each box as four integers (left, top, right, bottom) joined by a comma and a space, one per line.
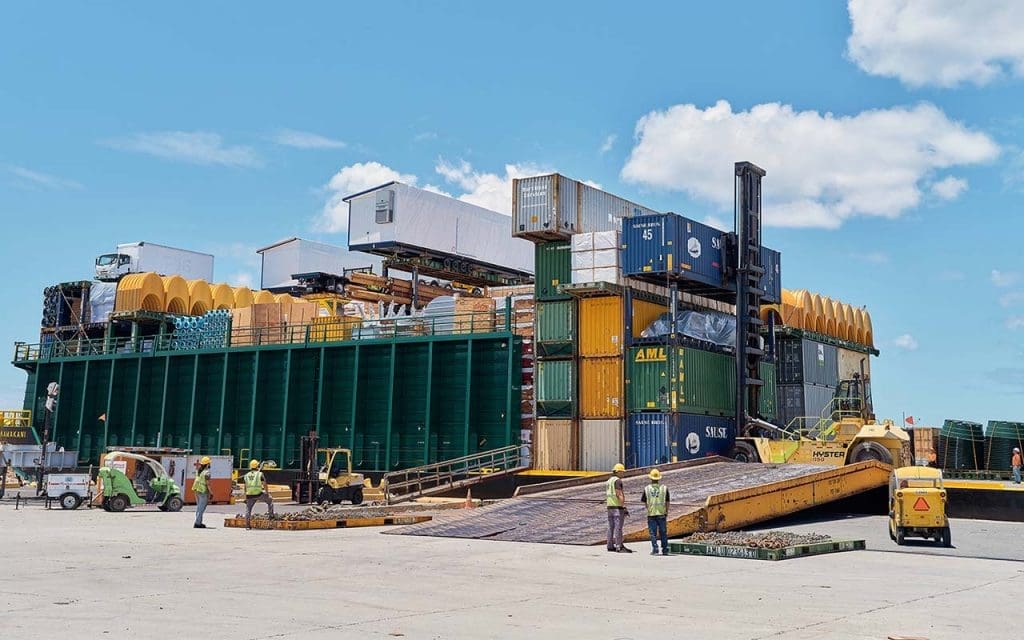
129, 356, 143, 446
216, 352, 229, 453
51, 361, 65, 442
186, 354, 200, 451
314, 347, 326, 437
504, 338, 515, 449
422, 341, 434, 465
157, 356, 171, 448
384, 343, 396, 469
247, 350, 261, 459
279, 349, 293, 465
74, 360, 90, 454
348, 345, 360, 455
102, 358, 116, 455
463, 339, 473, 457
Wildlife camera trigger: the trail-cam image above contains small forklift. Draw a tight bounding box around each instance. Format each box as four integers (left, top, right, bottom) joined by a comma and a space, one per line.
291, 432, 365, 505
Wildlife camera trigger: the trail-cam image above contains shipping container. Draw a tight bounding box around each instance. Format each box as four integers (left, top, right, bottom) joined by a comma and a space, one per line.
579, 419, 623, 471
257, 237, 381, 291
535, 241, 572, 300
512, 174, 660, 241
777, 383, 837, 429
837, 347, 871, 382
620, 213, 781, 303
626, 345, 733, 415
20, 333, 521, 472
777, 337, 839, 387
578, 296, 665, 357
536, 300, 576, 357
536, 359, 575, 418
346, 181, 533, 275
625, 413, 736, 468
579, 357, 624, 418
534, 419, 577, 470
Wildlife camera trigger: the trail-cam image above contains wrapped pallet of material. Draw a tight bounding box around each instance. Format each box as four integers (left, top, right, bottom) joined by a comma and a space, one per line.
88, 281, 118, 324
453, 295, 495, 334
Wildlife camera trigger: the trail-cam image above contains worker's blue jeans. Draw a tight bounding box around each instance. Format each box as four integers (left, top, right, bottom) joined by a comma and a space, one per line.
647, 515, 668, 553
1013, 465, 1021, 484
194, 492, 209, 525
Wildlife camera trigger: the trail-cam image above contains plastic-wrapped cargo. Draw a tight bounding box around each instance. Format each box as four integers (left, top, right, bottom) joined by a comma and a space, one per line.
257, 237, 381, 291
513, 174, 660, 241
88, 281, 117, 324
346, 181, 533, 276
639, 310, 736, 348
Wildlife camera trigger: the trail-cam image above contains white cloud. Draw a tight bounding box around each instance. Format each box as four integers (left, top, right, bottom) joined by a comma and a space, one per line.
600, 134, 617, 154
1006, 317, 1024, 330
272, 129, 345, 150
847, 0, 1024, 88
1000, 292, 1024, 307
319, 162, 418, 232
620, 100, 998, 229
931, 176, 968, 200
103, 131, 262, 167
992, 270, 1020, 287
6, 165, 82, 190
703, 215, 730, 231
893, 334, 919, 350
435, 159, 547, 215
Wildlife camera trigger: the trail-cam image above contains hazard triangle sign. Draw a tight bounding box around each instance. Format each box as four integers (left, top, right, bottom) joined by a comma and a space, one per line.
912, 497, 929, 511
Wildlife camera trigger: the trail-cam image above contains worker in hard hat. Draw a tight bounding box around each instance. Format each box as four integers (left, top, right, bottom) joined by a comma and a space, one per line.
1012, 448, 1022, 485
641, 468, 670, 555
192, 456, 212, 529
243, 459, 275, 529
606, 463, 632, 553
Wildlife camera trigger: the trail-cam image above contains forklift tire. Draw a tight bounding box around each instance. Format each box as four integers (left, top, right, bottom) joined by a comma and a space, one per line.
729, 441, 760, 463
108, 494, 129, 513
165, 496, 183, 513
895, 527, 905, 546
888, 526, 895, 542
942, 526, 952, 548
351, 487, 364, 505
316, 487, 332, 505
59, 493, 81, 510
849, 441, 893, 465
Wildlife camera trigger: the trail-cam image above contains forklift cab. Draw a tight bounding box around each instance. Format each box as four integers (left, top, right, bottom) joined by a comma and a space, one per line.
320, 448, 352, 481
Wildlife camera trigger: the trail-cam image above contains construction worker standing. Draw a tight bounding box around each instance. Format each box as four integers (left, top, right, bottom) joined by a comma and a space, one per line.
244, 460, 275, 529
1012, 448, 1022, 484
641, 468, 670, 555
606, 463, 632, 553
192, 456, 212, 529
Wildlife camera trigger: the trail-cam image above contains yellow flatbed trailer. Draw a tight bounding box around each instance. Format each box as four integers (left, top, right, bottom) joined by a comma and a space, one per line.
390, 457, 891, 545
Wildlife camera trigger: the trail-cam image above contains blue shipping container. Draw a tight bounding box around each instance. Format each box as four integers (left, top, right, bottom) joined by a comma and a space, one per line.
620, 213, 782, 304
626, 413, 736, 468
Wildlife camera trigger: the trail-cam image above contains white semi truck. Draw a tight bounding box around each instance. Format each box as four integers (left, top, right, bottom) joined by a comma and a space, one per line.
95, 242, 214, 282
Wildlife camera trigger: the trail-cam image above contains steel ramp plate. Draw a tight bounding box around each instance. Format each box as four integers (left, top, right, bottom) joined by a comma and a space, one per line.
389, 461, 886, 545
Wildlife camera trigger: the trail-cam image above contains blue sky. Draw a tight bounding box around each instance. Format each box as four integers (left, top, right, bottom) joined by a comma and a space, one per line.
2, 1, 1023, 427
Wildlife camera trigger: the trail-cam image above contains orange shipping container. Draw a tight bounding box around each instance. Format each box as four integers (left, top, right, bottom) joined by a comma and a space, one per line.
578, 296, 665, 357
579, 356, 624, 418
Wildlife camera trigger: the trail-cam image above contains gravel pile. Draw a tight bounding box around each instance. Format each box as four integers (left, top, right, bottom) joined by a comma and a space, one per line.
682, 530, 831, 549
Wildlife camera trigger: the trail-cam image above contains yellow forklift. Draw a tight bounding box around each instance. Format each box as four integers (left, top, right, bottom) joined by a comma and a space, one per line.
291, 432, 365, 505
731, 375, 911, 467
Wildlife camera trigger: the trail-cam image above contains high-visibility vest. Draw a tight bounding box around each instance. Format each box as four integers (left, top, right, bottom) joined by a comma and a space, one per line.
606, 476, 623, 508
645, 483, 667, 517
192, 469, 210, 494
244, 471, 264, 496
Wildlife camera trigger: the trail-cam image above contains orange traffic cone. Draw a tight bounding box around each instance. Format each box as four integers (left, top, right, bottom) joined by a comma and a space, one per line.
463, 488, 474, 509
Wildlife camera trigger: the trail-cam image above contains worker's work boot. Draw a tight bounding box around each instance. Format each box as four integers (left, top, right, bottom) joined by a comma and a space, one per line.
194, 524, 206, 529
661, 550, 669, 556
650, 549, 659, 556
617, 546, 633, 553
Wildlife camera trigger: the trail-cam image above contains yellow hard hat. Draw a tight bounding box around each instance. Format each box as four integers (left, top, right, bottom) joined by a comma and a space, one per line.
612, 463, 625, 473
648, 468, 662, 481
199, 456, 211, 465
249, 459, 260, 470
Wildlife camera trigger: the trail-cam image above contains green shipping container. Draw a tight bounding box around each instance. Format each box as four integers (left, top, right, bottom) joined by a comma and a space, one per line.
626, 346, 778, 420
536, 359, 575, 418
536, 300, 576, 358
534, 241, 571, 301
18, 334, 521, 472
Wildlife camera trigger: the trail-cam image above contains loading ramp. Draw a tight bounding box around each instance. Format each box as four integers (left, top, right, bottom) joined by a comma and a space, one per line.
389, 457, 891, 545
383, 445, 527, 504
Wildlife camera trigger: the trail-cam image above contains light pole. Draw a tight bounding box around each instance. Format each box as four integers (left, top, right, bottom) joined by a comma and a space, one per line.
36, 382, 59, 495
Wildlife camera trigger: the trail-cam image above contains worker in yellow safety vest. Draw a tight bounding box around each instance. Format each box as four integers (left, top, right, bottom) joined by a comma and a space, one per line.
641, 468, 670, 555
192, 456, 212, 529
606, 463, 632, 553
244, 459, 275, 529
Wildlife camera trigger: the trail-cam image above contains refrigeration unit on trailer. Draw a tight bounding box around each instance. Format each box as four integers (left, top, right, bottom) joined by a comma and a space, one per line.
95, 242, 214, 282
345, 182, 533, 282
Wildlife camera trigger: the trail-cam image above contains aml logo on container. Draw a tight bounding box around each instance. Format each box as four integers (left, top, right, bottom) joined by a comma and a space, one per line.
634, 347, 667, 362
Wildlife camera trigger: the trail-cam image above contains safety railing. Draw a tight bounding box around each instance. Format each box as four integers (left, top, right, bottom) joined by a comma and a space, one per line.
13, 308, 515, 363
781, 397, 867, 441
382, 445, 525, 504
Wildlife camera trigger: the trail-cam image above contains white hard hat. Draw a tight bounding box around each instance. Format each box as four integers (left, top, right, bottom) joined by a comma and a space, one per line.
1015, 448, 1021, 453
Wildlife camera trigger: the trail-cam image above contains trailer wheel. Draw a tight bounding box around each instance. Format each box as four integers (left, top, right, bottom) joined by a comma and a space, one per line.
108, 494, 129, 513
165, 496, 183, 513
729, 441, 760, 463
350, 487, 364, 505
59, 493, 82, 510
849, 441, 893, 465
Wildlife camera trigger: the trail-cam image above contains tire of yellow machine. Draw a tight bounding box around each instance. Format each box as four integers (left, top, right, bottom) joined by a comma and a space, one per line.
896, 527, 905, 545
729, 441, 760, 463
849, 441, 893, 465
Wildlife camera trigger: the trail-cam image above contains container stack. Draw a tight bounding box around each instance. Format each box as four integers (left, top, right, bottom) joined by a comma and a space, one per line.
776, 337, 840, 429
489, 285, 536, 464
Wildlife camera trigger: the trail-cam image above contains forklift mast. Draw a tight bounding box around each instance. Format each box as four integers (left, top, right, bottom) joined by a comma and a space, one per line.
731, 162, 767, 434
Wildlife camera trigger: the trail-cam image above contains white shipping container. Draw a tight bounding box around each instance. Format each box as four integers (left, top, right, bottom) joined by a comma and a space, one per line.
257, 237, 381, 290
579, 419, 624, 472
346, 182, 533, 275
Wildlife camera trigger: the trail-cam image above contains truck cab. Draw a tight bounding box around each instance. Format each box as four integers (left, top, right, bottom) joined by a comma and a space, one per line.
95, 253, 132, 281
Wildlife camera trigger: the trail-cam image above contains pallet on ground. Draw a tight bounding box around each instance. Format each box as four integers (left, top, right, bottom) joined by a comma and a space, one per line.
668, 538, 865, 561
223, 515, 432, 530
